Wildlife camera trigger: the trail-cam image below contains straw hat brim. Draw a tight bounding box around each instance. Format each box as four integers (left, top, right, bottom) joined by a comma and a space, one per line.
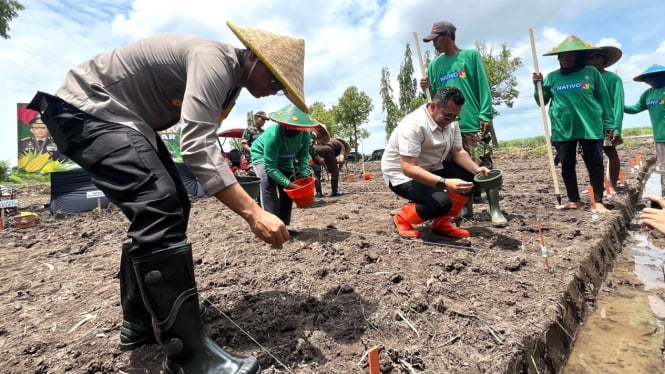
269, 104, 319, 129
597, 46, 622, 68
338, 138, 351, 155
315, 123, 331, 144
227, 21, 307, 112
634, 64, 665, 82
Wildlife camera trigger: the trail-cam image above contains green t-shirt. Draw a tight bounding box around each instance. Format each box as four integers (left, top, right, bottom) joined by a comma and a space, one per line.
625, 86, 665, 142
250, 124, 311, 187
535, 66, 615, 142
601, 71, 625, 136
426, 49, 493, 133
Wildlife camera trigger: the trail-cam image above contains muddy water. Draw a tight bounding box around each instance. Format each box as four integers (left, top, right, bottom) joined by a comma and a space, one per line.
564, 173, 665, 373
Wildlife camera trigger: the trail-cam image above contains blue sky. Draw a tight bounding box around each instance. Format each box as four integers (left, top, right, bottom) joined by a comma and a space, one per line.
2, 0, 664, 166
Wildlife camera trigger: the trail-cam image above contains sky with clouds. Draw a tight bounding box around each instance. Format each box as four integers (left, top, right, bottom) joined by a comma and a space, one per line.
2, 0, 664, 166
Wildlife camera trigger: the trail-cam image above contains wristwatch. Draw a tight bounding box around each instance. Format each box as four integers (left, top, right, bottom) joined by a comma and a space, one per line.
436, 177, 446, 190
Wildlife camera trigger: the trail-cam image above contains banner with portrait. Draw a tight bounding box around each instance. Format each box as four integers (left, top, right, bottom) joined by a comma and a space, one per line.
16, 103, 74, 173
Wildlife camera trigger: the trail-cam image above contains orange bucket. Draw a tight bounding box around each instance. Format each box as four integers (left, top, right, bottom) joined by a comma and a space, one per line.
284, 177, 315, 208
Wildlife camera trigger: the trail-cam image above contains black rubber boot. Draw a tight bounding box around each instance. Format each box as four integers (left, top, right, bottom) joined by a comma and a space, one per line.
118, 243, 155, 351
487, 189, 508, 227
133, 244, 259, 374
460, 195, 473, 218
330, 174, 343, 196
315, 178, 324, 198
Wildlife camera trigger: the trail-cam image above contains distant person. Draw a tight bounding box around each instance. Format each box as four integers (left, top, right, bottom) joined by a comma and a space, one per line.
28, 22, 306, 374
624, 64, 665, 169
420, 20, 495, 219
532, 35, 615, 212
586, 46, 625, 194
241, 110, 268, 163
312, 137, 350, 197
20, 115, 64, 161
251, 104, 317, 228
381, 87, 491, 239
308, 124, 331, 199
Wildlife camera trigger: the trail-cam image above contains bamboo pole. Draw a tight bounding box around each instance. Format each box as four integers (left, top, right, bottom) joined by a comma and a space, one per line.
529, 28, 562, 205
413, 32, 432, 103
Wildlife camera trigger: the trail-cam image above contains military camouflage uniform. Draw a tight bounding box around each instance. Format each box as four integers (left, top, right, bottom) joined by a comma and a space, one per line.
241, 126, 264, 162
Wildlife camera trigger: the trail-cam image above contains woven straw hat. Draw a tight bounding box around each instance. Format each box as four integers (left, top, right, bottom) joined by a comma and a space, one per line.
594, 46, 622, 68
227, 21, 307, 112
634, 64, 665, 82
270, 104, 319, 130
543, 34, 600, 56
314, 123, 331, 144
337, 138, 351, 155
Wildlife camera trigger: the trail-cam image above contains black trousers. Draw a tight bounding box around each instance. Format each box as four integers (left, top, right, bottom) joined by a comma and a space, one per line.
389, 160, 472, 220
30, 92, 190, 255
554, 139, 604, 204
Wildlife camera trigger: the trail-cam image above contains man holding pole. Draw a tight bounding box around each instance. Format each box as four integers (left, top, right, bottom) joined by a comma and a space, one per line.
420, 21, 501, 225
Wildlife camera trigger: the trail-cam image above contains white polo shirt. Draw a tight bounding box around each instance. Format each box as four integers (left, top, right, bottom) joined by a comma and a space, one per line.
381, 105, 462, 186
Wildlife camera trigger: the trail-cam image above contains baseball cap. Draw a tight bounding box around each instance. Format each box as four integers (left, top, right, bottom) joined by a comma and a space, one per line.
254, 111, 268, 119
423, 21, 456, 42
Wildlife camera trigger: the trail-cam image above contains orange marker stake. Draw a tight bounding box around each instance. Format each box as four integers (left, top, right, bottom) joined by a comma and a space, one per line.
588, 186, 596, 210
368, 346, 380, 374
637, 153, 642, 166
537, 219, 550, 271
619, 170, 625, 186
604, 176, 610, 196
629, 159, 634, 171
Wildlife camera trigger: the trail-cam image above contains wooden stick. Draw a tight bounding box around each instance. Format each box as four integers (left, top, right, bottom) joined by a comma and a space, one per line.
396, 309, 420, 337
413, 32, 432, 103
529, 29, 561, 205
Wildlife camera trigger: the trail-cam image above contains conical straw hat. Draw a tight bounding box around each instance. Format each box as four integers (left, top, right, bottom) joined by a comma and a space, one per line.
634, 64, 665, 82
227, 21, 307, 112
543, 34, 600, 56
269, 104, 319, 130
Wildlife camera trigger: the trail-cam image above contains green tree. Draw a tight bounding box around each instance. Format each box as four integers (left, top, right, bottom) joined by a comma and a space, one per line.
334, 86, 373, 152
0, 0, 24, 39
475, 41, 523, 117
380, 44, 428, 140
379, 67, 400, 141
309, 101, 338, 136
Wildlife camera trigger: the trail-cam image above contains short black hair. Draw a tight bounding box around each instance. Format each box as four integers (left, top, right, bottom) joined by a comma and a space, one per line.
433, 87, 465, 107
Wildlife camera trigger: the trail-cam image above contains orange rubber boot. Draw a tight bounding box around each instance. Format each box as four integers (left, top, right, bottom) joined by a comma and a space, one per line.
394, 203, 424, 238
431, 192, 470, 238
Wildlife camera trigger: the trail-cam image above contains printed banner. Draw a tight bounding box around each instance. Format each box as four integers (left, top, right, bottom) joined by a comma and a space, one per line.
16, 103, 74, 173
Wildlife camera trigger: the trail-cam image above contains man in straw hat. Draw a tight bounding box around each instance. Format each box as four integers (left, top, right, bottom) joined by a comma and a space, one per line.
532, 34, 616, 212
27, 21, 307, 374
381, 87, 491, 239
586, 45, 625, 194
251, 103, 319, 229
625, 64, 665, 169
420, 20, 495, 217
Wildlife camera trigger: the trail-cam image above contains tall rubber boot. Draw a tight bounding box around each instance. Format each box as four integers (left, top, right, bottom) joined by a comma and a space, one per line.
133, 244, 259, 374
432, 192, 470, 238
460, 194, 473, 219
314, 178, 324, 198
394, 203, 424, 238
118, 243, 155, 351
330, 174, 343, 196
487, 189, 508, 227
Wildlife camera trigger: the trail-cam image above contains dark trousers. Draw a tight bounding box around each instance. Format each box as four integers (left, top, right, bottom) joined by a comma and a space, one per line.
389, 160, 472, 220
554, 139, 604, 203
252, 162, 294, 225
30, 92, 190, 254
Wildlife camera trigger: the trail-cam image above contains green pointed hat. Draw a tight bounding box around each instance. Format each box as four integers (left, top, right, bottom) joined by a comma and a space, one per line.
543, 34, 600, 56
269, 104, 319, 131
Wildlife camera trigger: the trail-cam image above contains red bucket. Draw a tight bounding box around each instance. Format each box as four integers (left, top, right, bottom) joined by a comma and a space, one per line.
284, 177, 315, 208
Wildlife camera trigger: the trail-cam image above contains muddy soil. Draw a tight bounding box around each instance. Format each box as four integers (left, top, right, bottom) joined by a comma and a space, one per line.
0, 138, 661, 374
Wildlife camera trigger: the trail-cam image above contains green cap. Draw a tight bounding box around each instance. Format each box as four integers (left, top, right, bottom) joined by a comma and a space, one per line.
269, 104, 319, 130
543, 34, 600, 56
